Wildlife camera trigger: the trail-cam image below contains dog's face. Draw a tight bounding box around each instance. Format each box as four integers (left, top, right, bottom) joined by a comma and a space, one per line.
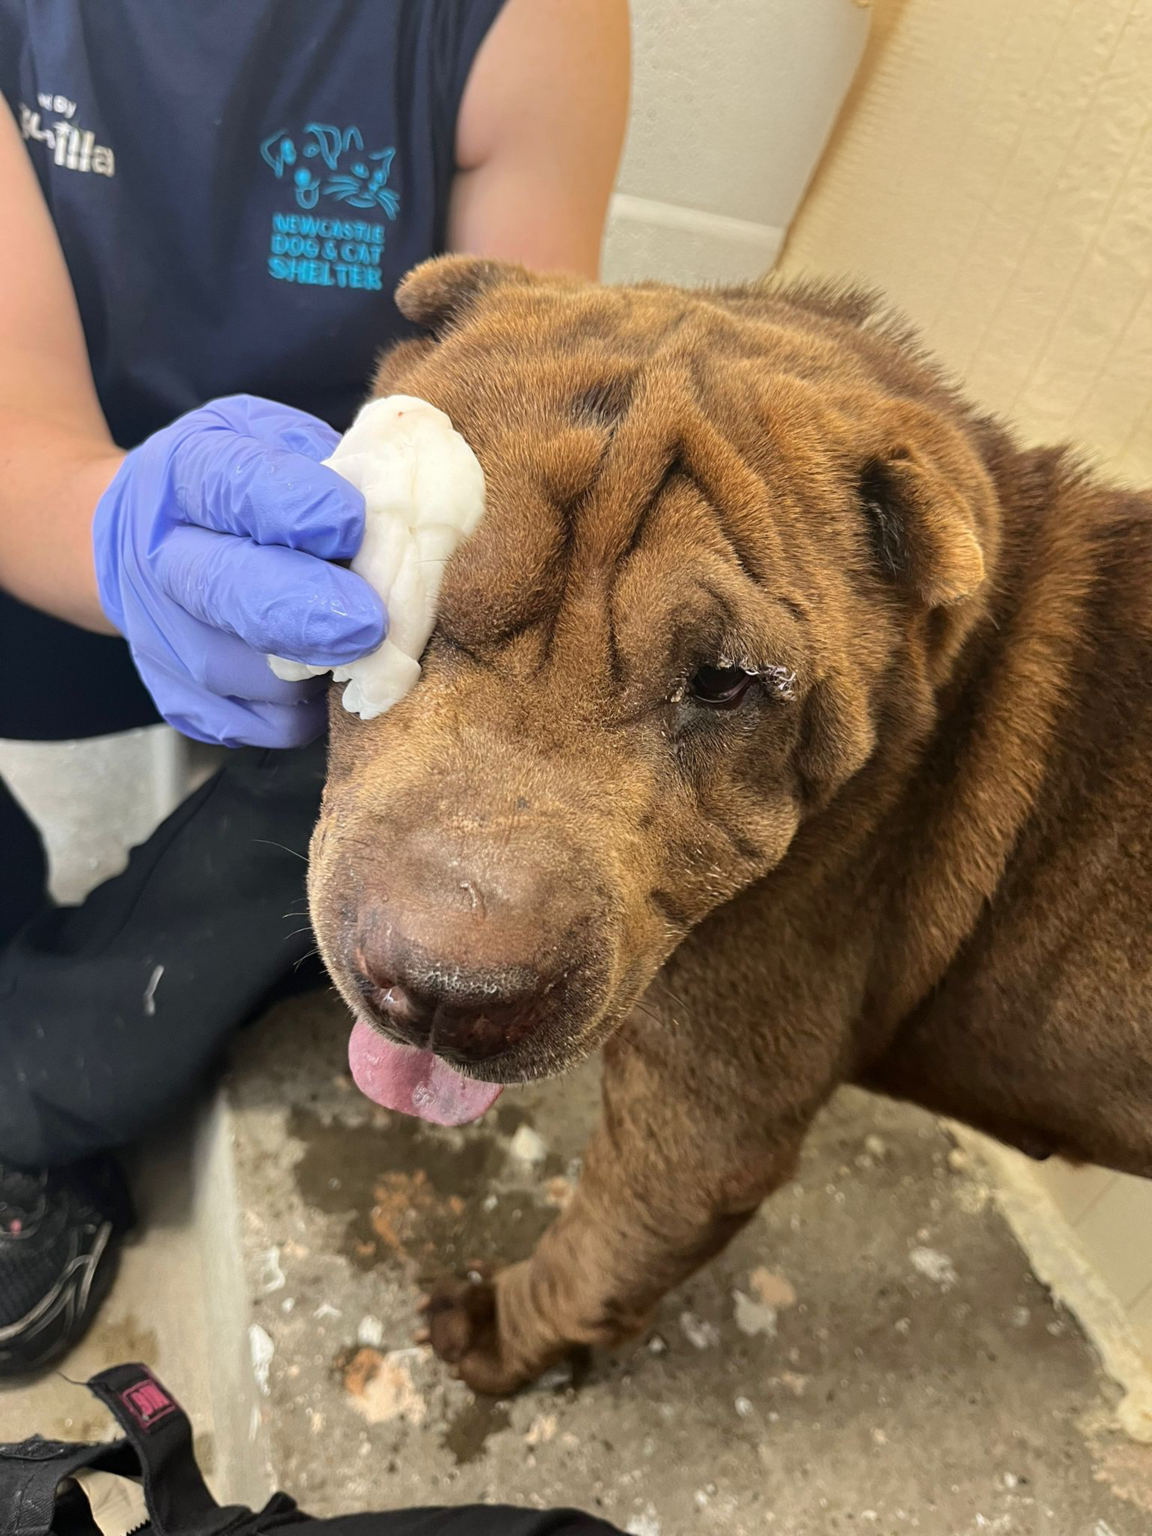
309, 258, 998, 1105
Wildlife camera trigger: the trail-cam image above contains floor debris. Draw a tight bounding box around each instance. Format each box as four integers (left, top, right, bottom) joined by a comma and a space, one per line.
624, 1507, 661, 1536
525, 1413, 558, 1446
909, 1244, 959, 1288
248, 1324, 274, 1397
732, 1290, 778, 1338
357, 1314, 385, 1348
679, 1310, 721, 1350
214, 996, 1152, 1532
342, 1347, 428, 1426
749, 1267, 797, 1309
256, 1247, 286, 1294
509, 1125, 548, 1165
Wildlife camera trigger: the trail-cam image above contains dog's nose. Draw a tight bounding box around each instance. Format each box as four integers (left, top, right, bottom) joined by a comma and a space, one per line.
357, 963, 545, 1064
351, 827, 596, 1065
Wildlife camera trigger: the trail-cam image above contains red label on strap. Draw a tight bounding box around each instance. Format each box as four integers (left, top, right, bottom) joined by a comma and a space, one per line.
119, 1372, 178, 1432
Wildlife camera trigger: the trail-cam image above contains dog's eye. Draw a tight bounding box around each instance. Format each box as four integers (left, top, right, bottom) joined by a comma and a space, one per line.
687, 664, 756, 708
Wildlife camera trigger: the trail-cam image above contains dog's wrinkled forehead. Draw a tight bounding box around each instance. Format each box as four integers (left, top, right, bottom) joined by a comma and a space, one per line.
377, 257, 938, 665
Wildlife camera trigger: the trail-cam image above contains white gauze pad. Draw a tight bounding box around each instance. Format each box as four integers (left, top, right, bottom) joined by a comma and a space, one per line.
268, 394, 485, 719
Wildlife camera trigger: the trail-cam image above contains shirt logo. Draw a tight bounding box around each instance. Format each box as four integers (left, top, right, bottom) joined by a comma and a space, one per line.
19, 94, 114, 176
260, 123, 399, 290
261, 123, 399, 214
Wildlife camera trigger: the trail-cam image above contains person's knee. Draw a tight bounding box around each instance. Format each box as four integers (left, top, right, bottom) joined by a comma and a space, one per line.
0, 1068, 72, 1169
0, 1013, 151, 1168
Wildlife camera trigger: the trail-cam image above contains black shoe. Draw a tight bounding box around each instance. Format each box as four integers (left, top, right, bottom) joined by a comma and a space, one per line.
0, 1154, 133, 1377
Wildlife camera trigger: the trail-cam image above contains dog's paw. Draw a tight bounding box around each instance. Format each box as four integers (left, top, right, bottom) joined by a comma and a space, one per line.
419, 1265, 530, 1396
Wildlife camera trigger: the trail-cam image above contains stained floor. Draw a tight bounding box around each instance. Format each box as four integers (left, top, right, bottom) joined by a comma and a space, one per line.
221, 993, 1152, 1536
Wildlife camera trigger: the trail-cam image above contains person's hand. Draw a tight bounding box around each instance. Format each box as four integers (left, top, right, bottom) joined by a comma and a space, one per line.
92, 395, 386, 748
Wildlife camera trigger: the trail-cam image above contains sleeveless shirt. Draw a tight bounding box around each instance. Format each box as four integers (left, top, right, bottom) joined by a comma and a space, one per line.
0, 0, 506, 444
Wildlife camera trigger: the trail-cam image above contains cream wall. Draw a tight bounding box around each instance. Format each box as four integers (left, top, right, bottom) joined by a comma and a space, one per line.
781, 0, 1152, 485
780, 0, 1152, 1363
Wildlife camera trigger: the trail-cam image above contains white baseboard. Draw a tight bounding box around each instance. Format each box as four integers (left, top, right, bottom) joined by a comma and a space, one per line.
604, 192, 784, 287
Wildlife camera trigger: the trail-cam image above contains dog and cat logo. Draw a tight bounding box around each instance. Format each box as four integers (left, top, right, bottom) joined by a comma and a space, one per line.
260, 123, 400, 214
260, 122, 402, 291
18, 96, 398, 295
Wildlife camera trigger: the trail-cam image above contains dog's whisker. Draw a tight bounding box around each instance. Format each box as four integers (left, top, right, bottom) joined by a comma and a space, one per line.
651, 980, 690, 1012
631, 997, 675, 1030
255, 837, 308, 862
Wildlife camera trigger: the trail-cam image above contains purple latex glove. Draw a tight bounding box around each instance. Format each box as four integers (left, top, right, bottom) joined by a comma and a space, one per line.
93, 395, 386, 748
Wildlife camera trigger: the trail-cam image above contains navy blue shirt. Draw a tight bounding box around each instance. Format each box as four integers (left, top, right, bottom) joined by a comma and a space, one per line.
0, 1, 506, 445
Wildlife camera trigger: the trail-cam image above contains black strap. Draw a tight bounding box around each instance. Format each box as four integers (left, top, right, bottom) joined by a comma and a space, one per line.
0, 1365, 302, 1536
0, 1436, 139, 1536
84, 1364, 250, 1536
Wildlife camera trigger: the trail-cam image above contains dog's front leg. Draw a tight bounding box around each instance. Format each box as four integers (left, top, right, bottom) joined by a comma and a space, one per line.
422, 1018, 818, 1394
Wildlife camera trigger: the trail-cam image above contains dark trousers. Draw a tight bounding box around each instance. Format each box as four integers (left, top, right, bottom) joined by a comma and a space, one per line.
299, 1514, 619, 1535
0, 594, 325, 1169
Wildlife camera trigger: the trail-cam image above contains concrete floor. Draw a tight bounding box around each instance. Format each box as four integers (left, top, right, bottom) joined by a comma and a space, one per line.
224, 994, 1150, 1535
3, 988, 1149, 1533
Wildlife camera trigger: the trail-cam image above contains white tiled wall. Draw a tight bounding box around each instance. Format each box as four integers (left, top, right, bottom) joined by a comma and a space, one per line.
603, 0, 869, 286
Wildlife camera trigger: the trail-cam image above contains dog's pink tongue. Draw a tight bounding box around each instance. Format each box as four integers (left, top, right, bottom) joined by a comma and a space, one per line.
348, 1018, 502, 1126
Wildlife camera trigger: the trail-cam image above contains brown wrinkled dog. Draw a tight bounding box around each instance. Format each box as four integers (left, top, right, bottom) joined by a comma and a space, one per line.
308, 255, 1152, 1395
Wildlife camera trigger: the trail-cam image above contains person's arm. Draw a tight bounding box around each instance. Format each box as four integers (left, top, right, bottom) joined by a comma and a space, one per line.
449, 0, 630, 278
0, 99, 123, 630
0, 103, 383, 748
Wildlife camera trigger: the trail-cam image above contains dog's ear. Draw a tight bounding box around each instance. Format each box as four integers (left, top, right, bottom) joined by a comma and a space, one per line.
856, 405, 991, 608
395, 254, 532, 332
